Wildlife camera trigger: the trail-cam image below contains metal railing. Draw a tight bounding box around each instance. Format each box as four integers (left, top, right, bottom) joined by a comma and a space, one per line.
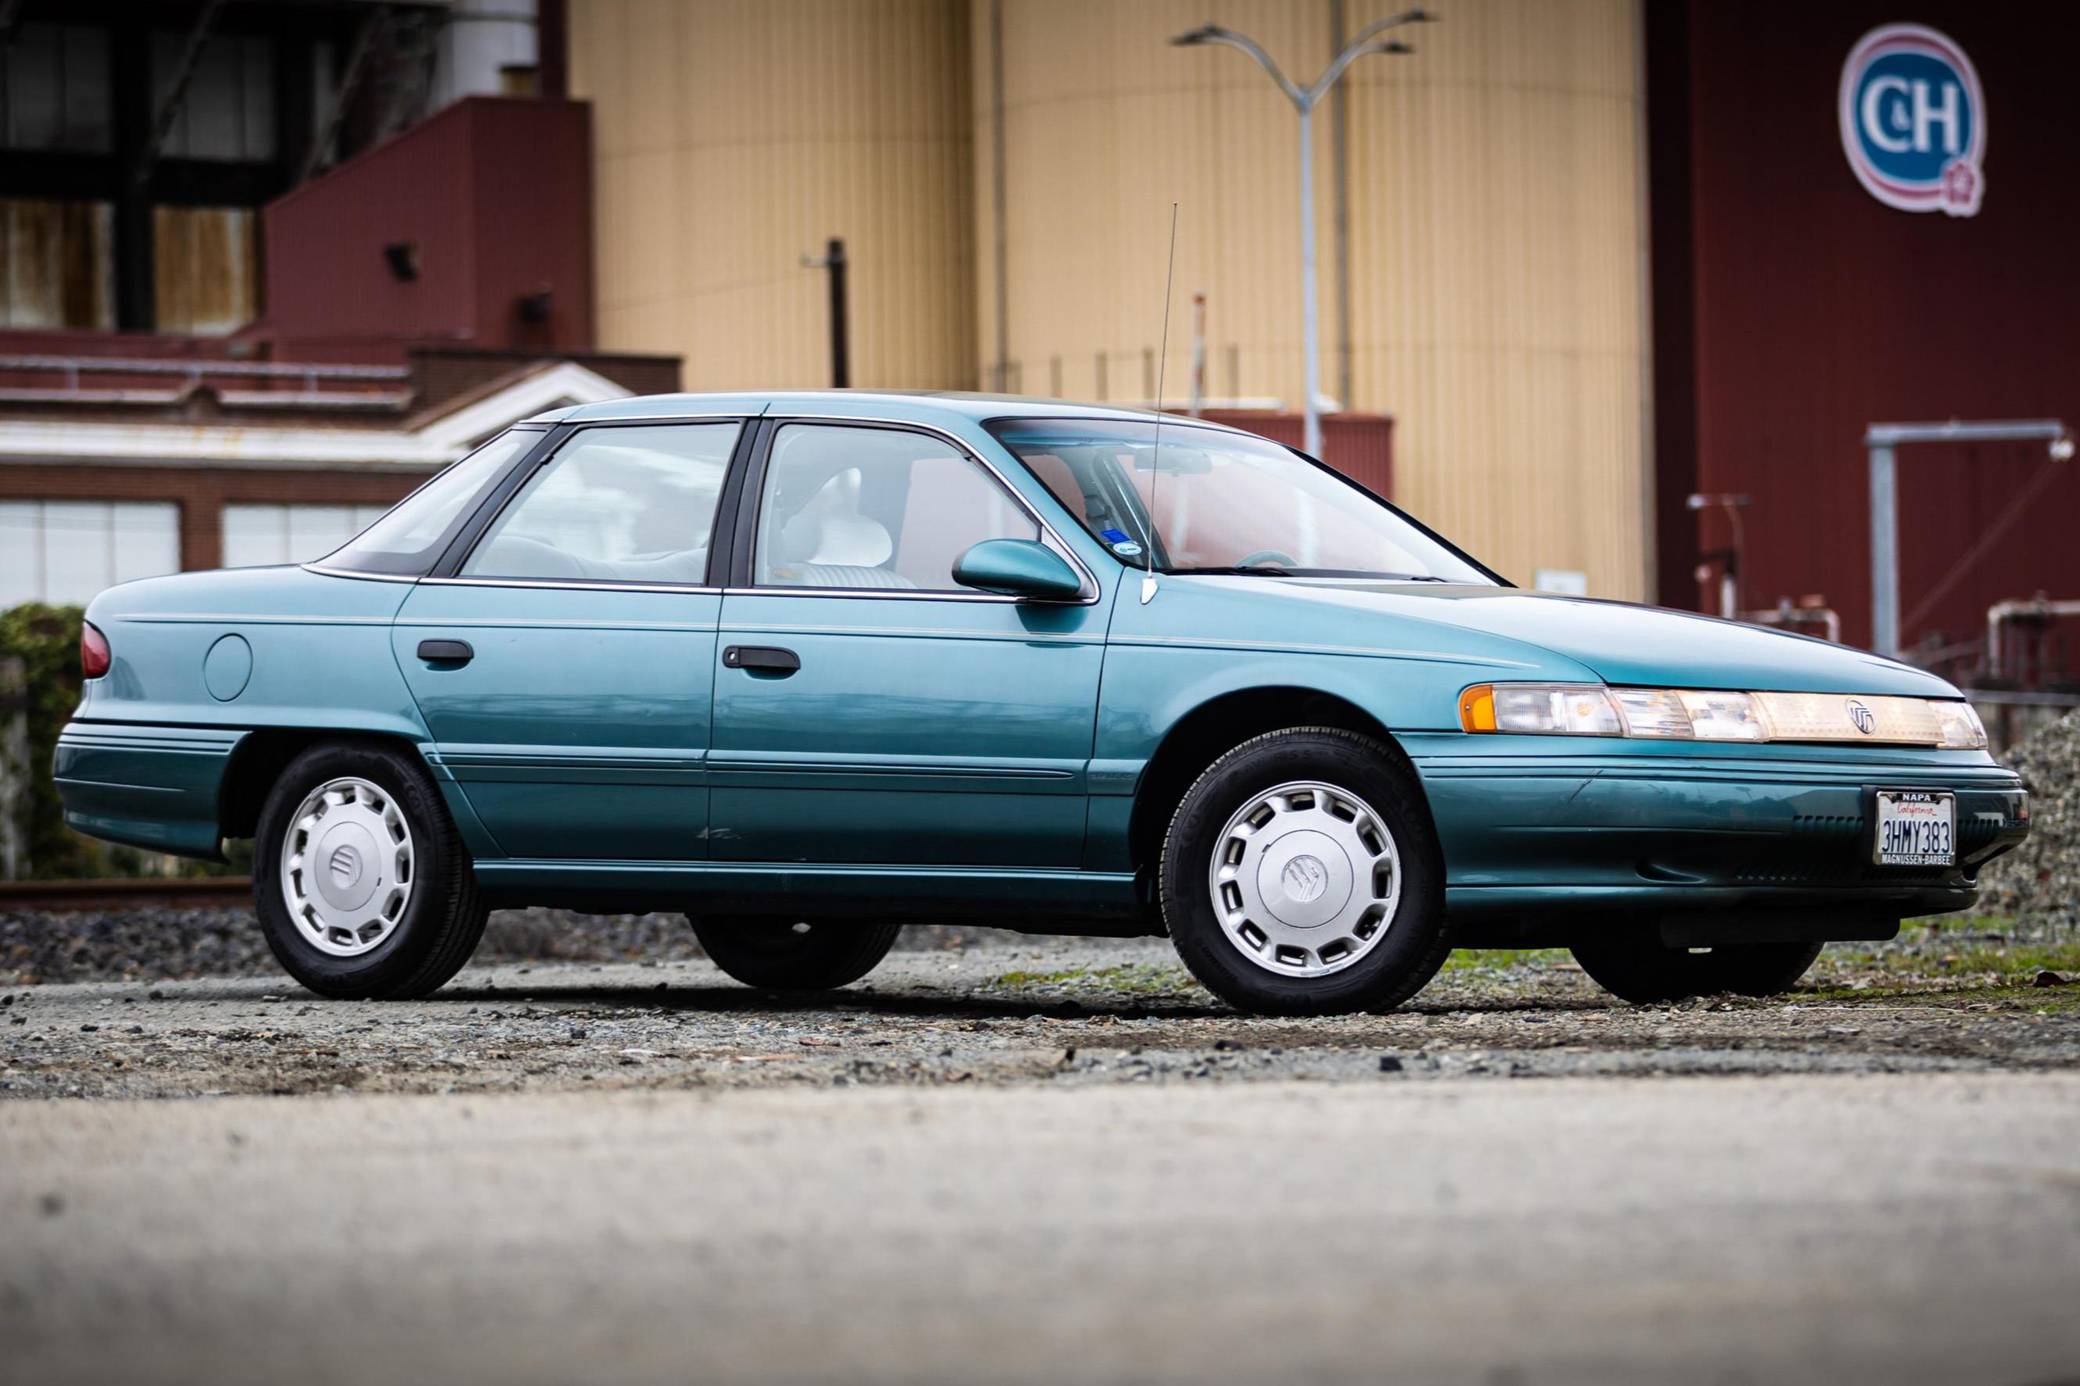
0, 354, 411, 394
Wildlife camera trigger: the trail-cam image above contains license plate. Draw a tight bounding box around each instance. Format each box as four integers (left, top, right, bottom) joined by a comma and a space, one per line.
1873, 790, 1956, 867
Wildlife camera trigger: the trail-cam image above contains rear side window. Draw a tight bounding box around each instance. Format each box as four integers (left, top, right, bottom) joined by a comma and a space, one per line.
461, 423, 738, 585
318, 429, 538, 577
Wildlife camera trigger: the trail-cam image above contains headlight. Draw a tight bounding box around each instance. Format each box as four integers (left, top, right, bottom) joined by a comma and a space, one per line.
1932, 699, 1987, 750
1610, 688, 1767, 741
1458, 683, 1620, 736
1460, 683, 1987, 748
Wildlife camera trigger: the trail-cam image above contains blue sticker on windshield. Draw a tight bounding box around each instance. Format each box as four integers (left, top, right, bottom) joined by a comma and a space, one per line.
1099, 528, 1132, 544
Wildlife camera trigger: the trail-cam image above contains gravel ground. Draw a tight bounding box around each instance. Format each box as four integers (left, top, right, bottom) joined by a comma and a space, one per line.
1984, 705, 2080, 935
5, 909, 2077, 1385
0, 903, 1003, 988
3, 915, 2074, 1100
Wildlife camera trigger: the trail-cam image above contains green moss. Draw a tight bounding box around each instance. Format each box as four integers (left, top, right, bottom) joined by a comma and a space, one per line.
1442, 948, 1571, 973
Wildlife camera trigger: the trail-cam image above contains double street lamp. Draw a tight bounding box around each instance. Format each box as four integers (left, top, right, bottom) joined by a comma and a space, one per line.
1171, 9, 1435, 458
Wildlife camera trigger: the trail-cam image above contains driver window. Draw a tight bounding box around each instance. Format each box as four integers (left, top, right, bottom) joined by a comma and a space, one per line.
754, 424, 1038, 591
461, 423, 737, 583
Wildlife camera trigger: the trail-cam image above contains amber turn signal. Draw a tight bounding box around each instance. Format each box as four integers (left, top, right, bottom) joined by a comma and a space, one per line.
1458, 684, 1496, 732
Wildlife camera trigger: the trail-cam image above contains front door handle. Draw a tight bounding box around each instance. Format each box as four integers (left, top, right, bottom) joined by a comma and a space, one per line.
416, 638, 474, 665
723, 645, 800, 675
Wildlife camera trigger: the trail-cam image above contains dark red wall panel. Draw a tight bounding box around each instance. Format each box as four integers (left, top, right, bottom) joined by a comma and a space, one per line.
262, 98, 593, 353
1198, 410, 1395, 499
1651, 1, 2080, 657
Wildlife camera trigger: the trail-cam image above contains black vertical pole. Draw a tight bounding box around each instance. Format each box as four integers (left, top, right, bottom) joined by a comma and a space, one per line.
826, 237, 849, 388
110, 25, 156, 331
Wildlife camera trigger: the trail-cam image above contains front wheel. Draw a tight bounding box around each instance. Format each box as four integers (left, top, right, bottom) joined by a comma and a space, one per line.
690, 916, 902, 991
1159, 727, 1449, 1016
1571, 928, 1824, 1004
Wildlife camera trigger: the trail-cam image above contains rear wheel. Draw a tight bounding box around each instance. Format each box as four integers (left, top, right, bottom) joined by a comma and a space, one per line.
690, 916, 901, 991
254, 740, 487, 1000
1571, 927, 1823, 1004
1159, 727, 1449, 1016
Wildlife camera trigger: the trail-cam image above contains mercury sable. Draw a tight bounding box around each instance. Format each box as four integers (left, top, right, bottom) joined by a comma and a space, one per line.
53, 393, 2029, 1013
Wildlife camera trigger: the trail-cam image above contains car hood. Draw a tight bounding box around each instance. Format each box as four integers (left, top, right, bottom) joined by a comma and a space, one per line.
1264, 582, 1958, 697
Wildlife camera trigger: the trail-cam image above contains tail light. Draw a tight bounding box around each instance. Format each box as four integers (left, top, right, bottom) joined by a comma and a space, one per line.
80, 621, 111, 679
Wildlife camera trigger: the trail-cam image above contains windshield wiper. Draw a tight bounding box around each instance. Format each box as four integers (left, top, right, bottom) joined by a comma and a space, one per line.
1168, 564, 1294, 577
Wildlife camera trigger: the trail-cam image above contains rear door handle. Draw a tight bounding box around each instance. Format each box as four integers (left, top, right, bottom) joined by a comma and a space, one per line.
416, 639, 474, 665
723, 645, 800, 675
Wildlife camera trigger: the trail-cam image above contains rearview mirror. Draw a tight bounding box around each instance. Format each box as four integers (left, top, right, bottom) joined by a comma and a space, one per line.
951, 539, 1085, 602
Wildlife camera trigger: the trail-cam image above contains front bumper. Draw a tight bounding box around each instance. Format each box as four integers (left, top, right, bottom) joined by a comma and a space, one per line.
1407, 736, 2028, 940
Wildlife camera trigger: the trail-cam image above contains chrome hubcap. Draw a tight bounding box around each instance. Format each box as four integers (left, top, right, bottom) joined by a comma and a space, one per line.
1207, 779, 1401, 977
280, 776, 415, 957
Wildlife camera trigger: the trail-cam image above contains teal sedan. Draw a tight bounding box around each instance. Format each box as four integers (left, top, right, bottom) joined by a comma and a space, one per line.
54, 393, 2029, 1014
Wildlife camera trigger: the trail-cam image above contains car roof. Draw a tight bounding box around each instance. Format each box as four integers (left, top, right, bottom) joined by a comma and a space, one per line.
528, 390, 1261, 437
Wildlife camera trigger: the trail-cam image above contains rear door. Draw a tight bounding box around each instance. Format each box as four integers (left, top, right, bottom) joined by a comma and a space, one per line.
392, 419, 746, 860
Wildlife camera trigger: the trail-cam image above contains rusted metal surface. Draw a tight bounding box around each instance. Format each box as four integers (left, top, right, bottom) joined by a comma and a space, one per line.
0, 876, 251, 913
152, 205, 258, 335
0, 199, 115, 331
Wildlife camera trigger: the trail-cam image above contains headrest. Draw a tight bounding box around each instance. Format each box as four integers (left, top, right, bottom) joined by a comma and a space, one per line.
804, 513, 893, 567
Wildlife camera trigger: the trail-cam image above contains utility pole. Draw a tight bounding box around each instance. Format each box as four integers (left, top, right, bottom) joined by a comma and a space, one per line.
1171, 9, 1434, 458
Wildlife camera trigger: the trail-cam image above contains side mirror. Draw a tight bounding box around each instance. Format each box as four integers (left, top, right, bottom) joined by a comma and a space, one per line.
952, 538, 1085, 602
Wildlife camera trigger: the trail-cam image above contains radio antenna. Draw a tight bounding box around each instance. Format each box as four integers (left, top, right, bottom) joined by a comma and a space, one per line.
1141, 201, 1178, 605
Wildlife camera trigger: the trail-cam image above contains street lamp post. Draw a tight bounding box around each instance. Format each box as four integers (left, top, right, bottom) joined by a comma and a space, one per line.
1172, 10, 1433, 458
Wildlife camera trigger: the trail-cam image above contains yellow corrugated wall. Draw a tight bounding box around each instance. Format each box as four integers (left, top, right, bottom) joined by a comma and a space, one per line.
570, 0, 978, 391
976, 0, 1651, 599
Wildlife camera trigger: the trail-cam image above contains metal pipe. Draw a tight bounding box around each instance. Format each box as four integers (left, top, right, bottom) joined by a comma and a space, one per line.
1745, 601, 1843, 645
1869, 441, 1898, 656
825, 238, 849, 388
1986, 596, 2080, 683
1187, 292, 1206, 416
1298, 103, 1320, 455
1328, 0, 1352, 413
1863, 418, 2070, 659
0, 355, 410, 381
988, 0, 1009, 392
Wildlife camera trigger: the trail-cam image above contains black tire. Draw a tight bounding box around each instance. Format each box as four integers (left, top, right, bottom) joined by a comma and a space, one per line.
253, 740, 487, 1000
1159, 727, 1449, 1016
690, 916, 902, 991
1571, 927, 1824, 1004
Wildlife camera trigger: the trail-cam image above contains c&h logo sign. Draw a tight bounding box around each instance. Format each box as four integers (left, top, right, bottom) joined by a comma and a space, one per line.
1839, 23, 1984, 217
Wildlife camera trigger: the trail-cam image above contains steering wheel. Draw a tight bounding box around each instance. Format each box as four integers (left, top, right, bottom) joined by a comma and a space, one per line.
1234, 549, 1299, 570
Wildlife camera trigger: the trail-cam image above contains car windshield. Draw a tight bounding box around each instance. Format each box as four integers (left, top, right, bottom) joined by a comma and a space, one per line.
987, 417, 1496, 582
318, 428, 539, 576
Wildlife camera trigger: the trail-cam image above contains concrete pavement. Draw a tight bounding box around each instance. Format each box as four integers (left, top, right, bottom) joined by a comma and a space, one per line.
6, 1071, 2078, 1385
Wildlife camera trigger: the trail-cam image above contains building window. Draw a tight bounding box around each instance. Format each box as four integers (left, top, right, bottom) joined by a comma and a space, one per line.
151, 31, 275, 162
221, 504, 393, 569
0, 501, 181, 607
0, 24, 113, 154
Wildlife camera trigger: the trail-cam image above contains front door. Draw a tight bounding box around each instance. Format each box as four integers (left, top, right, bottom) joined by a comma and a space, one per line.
710, 421, 1111, 867
393, 420, 742, 860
